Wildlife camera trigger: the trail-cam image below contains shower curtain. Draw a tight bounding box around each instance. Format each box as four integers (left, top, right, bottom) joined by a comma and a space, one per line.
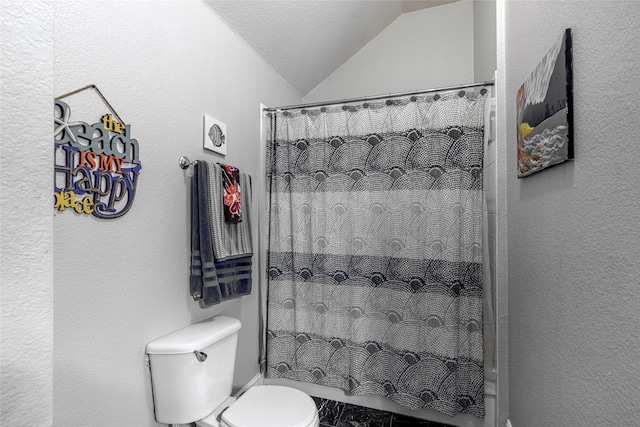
265, 88, 487, 418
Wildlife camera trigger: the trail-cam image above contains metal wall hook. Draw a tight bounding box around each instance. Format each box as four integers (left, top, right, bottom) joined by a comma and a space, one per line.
194, 350, 207, 362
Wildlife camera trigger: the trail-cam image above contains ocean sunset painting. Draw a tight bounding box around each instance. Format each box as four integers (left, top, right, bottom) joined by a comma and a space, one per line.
516, 29, 573, 178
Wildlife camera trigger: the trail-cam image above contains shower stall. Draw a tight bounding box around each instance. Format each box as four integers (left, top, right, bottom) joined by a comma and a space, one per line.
259, 82, 497, 427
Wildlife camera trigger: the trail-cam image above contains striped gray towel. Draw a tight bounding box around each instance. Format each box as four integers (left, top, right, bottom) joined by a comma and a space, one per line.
190, 161, 252, 306
205, 162, 253, 260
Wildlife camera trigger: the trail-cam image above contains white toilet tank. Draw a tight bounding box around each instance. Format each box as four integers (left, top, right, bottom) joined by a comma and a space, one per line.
146, 316, 242, 424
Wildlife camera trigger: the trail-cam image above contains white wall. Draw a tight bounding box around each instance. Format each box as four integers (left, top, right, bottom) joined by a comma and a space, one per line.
473, 0, 497, 83
0, 0, 54, 425
304, 0, 475, 103
500, 1, 640, 426
475, 0, 498, 382
495, 1, 509, 425
51, 1, 300, 425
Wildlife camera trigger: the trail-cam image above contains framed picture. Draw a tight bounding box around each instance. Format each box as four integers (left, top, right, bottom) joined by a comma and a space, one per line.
203, 114, 227, 156
516, 28, 573, 178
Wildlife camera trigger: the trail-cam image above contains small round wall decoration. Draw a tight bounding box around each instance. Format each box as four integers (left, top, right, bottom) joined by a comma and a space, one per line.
203, 114, 227, 155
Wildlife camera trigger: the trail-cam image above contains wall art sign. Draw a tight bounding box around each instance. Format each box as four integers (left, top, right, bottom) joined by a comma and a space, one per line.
203, 114, 227, 156
516, 28, 573, 178
54, 97, 141, 219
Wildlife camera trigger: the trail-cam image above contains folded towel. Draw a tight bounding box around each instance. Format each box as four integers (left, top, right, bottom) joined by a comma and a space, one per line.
199, 255, 253, 306
205, 162, 253, 261
221, 163, 242, 223
210, 256, 252, 303
190, 161, 253, 306
190, 162, 214, 301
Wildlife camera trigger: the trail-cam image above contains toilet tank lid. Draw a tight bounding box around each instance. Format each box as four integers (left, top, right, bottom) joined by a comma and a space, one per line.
146, 316, 241, 355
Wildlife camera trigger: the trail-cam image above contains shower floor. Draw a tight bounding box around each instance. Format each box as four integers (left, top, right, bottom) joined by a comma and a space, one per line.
312, 396, 454, 427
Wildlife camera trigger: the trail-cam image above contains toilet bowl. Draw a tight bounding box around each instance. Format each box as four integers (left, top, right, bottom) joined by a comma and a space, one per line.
197, 385, 319, 427
146, 316, 319, 427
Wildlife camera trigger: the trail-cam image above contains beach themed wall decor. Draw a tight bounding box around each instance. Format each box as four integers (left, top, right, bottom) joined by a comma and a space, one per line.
54, 85, 142, 219
203, 114, 227, 156
516, 28, 573, 178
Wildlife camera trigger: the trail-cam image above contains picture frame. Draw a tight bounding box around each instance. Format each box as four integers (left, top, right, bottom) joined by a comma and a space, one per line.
203, 114, 227, 156
516, 28, 573, 178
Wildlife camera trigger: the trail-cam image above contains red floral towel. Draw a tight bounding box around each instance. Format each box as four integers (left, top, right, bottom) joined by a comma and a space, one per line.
221, 164, 241, 223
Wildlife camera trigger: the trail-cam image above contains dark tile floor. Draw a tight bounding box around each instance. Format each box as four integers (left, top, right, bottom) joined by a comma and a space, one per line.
311, 396, 454, 427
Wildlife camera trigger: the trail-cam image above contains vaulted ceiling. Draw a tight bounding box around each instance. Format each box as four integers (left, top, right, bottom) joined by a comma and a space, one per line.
204, 0, 458, 96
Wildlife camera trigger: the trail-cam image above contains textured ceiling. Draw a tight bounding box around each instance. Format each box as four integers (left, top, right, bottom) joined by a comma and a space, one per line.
204, 0, 458, 96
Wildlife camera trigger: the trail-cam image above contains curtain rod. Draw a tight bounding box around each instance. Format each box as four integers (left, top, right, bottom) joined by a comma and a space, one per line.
263, 80, 494, 112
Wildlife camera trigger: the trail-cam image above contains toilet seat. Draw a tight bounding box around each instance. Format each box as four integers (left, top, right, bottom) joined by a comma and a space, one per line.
200, 385, 319, 427
223, 386, 318, 427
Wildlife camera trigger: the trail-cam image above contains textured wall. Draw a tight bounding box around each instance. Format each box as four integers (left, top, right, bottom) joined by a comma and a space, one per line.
304, 0, 475, 103
502, 1, 640, 426
53, 1, 299, 425
0, 0, 54, 425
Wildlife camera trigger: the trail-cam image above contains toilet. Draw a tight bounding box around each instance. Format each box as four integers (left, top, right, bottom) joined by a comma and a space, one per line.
146, 315, 319, 427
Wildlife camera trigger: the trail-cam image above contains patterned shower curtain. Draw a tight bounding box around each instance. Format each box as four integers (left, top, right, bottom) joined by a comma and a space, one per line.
265, 88, 487, 418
